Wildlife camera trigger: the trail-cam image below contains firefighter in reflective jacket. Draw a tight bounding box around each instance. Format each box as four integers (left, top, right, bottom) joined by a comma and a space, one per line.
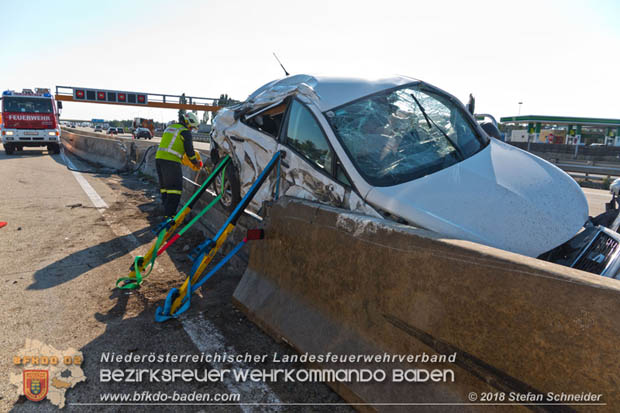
155, 112, 202, 218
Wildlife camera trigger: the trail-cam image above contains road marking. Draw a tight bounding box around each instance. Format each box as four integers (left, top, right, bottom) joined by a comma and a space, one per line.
61, 150, 108, 210
60, 148, 140, 249
182, 316, 282, 413
61, 147, 281, 409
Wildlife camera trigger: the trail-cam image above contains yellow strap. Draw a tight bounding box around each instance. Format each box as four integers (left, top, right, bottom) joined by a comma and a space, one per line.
170, 223, 235, 313
166, 189, 182, 195
125, 208, 191, 279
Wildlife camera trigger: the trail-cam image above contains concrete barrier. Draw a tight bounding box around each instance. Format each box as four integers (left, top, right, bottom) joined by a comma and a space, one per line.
234, 197, 620, 412
61, 129, 131, 171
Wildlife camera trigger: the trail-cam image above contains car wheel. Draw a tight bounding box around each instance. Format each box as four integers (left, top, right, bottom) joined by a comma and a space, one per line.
4, 144, 15, 155
214, 162, 241, 213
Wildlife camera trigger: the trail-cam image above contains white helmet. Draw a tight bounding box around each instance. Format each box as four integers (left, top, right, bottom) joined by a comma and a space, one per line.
182, 112, 200, 129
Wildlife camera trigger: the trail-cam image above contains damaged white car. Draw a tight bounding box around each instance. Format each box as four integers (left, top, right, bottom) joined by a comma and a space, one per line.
210, 74, 620, 279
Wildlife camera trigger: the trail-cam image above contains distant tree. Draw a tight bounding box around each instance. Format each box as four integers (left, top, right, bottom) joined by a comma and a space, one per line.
216, 93, 240, 107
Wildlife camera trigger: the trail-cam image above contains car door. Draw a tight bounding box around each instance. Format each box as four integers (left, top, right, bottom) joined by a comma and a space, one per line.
275, 99, 349, 208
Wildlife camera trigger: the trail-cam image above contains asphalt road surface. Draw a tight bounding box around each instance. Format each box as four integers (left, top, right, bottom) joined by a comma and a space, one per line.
582, 187, 612, 217
0, 147, 350, 412
0, 146, 613, 412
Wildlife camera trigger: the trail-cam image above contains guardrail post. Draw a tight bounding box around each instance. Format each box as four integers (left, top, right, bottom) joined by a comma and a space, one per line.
574, 141, 579, 159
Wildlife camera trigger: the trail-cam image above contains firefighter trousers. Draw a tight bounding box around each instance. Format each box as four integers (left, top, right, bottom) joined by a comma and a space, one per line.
155, 158, 183, 217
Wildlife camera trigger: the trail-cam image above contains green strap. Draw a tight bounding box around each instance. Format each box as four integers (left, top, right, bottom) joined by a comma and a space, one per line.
174, 155, 230, 221
115, 161, 228, 290
180, 195, 221, 237
116, 228, 167, 289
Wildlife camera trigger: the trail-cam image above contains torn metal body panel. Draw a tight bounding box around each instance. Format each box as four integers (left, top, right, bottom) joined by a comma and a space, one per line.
213, 119, 279, 212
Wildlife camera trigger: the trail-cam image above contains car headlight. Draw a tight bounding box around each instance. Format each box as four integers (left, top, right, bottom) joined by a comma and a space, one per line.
4, 131, 13, 136
48, 131, 59, 136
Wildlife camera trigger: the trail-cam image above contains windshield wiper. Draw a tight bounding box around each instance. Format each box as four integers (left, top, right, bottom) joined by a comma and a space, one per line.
410, 93, 432, 129
410, 93, 463, 160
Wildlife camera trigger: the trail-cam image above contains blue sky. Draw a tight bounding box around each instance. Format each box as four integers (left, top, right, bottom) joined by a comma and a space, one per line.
2, 0, 619, 122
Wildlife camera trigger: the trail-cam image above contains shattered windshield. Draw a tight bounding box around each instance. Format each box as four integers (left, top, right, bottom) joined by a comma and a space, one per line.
326, 84, 486, 186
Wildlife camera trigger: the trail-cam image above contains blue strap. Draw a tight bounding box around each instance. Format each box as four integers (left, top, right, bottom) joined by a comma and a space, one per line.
274, 156, 281, 200
154, 240, 246, 322
213, 152, 281, 242
152, 217, 173, 235
189, 249, 206, 278
186, 152, 280, 261
154, 287, 179, 322
189, 238, 214, 262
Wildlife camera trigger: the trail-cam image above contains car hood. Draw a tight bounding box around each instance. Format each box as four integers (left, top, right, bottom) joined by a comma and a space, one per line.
365, 139, 589, 257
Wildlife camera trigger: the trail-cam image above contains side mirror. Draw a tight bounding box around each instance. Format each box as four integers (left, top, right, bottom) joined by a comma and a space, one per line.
57, 101, 63, 109
480, 121, 502, 140
465, 93, 475, 115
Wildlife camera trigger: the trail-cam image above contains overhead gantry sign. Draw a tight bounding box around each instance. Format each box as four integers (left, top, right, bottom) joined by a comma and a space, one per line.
55, 86, 221, 112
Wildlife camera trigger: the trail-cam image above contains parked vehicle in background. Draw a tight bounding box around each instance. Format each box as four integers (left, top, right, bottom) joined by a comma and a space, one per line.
116, 127, 124, 134
1, 88, 62, 154
211, 74, 620, 280
107, 127, 117, 135
133, 127, 152, 140
94, 125, 103, 132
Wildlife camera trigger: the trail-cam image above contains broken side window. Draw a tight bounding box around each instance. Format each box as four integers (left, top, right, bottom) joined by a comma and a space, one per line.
243, 101, 288, 138
285, 100, 333, 172
335, 158, 351, 186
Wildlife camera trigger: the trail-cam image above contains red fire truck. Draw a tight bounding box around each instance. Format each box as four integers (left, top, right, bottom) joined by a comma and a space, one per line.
1, 88, 62, 155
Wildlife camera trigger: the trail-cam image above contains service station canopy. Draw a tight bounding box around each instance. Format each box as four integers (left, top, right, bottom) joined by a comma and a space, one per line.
55, 86, 221, 112
500, 115, 620, 128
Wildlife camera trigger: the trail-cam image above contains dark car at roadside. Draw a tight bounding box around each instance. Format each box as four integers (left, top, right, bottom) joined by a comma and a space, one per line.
133, 127, 152, 140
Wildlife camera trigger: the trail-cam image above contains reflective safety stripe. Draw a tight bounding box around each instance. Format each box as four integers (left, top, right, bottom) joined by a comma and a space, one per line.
166, 189, 182, 195
157, 147, 183, 158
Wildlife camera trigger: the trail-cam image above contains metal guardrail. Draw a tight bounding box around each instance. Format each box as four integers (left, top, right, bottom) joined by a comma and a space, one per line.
509, 141, 620, 158
549, 160, 620, 180
506, 142, 620, 179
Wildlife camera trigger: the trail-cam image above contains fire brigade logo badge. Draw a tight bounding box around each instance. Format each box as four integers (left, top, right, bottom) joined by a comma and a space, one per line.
23, 370, 49, 402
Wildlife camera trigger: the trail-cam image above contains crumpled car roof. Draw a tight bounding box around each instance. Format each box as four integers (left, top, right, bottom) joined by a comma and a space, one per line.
244, 74, 419, 112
